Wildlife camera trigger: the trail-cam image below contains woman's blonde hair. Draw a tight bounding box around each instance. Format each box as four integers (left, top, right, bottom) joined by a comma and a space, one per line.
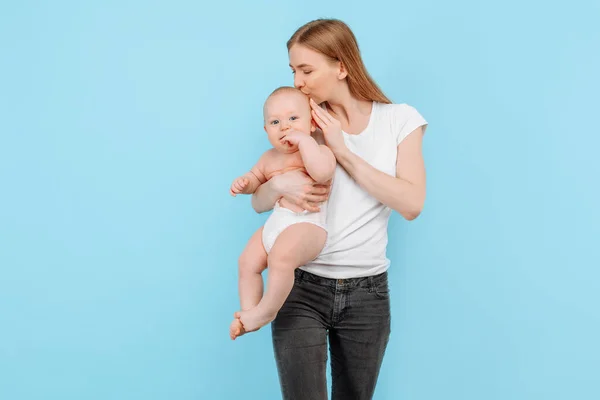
287, 19, 392, 104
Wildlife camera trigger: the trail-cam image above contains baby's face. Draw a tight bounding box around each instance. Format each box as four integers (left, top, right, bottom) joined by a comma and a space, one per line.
263, 92, 315, 153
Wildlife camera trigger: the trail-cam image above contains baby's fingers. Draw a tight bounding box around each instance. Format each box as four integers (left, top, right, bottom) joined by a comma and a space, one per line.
231, 181, 242, 194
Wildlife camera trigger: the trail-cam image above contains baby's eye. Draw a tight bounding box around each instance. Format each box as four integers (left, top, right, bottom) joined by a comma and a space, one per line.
271, 120, 279, 125
289, 116, 298, 121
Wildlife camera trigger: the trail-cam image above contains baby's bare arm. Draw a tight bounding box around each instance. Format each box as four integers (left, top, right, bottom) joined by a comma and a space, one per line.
297, 137, 336, 183
230, 151, 271, 195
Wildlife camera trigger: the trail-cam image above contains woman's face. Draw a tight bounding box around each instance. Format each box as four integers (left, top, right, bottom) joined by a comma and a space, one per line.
288, 44, 342, 104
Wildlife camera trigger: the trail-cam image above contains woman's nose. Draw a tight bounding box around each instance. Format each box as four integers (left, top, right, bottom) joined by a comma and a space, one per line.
294, 75, 303, 89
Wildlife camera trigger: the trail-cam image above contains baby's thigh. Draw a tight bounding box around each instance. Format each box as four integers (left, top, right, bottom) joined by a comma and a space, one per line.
269, 223, 326, 266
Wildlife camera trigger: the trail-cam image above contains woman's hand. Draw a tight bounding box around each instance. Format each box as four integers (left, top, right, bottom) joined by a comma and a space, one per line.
310, 98, 348, 155
271, 169, 331, 212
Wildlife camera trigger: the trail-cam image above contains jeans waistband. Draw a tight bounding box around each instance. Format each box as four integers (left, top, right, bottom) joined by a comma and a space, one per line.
294, 268, 388, 290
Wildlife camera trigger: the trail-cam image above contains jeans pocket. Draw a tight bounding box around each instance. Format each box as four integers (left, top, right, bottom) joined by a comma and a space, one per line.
373, 277, 390, 299
374, 287, 389, 299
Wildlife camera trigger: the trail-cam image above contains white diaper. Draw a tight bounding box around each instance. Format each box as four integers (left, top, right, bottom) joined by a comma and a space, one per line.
262, 201, 327, 254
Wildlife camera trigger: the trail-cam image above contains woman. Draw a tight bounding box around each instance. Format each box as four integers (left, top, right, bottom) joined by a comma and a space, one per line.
252, 19, 428, 400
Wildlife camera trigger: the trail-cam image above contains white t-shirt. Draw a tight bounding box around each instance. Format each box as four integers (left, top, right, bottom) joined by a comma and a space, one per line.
300, 102, 428, 279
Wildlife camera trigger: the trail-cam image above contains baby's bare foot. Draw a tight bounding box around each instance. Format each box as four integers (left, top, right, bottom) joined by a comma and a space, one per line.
229, 317, 246, 340
234, 307, 276, 334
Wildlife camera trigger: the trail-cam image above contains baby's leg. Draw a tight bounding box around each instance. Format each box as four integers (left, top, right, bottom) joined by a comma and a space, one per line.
230, 226, 267, 340
236, 223, 326, 334
238, 226, 268, 310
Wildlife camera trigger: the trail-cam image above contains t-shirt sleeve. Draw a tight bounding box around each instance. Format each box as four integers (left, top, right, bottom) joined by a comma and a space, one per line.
394, 104, 428, 146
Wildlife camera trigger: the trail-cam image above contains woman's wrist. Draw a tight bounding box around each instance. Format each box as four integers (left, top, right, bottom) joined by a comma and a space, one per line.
332, 145, 352, 162
252, 176, 281, 213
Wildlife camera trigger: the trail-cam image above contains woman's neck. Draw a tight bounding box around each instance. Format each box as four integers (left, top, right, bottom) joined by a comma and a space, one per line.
326, 92, 373, 134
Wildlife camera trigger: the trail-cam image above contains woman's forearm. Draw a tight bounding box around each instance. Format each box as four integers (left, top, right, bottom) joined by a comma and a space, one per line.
335, 149, 425, 220
251, 178, 281, 213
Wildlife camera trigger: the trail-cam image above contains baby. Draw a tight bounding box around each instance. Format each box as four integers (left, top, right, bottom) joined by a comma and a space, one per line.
229, 86, 336, 340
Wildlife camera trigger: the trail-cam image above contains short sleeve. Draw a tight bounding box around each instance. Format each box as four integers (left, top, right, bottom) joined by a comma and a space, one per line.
394, 104, 428, 146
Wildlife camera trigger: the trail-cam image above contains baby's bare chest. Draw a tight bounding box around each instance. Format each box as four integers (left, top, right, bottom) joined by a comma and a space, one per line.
263, 151, 305, 181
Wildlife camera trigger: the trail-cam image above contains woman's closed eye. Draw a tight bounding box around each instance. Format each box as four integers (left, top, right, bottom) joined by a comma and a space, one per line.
291, 70, 312, 75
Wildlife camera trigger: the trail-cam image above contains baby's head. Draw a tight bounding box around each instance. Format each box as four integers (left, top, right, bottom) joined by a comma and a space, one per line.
263, 86, 315, 153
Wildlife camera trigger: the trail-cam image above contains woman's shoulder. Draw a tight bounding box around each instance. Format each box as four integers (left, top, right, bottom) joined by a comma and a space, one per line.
375, 102, 421, 116
375, 102, 425, 125
374, 102, 428, 141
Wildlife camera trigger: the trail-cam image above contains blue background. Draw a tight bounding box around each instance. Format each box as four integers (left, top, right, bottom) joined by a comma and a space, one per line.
1, 1, 599, 399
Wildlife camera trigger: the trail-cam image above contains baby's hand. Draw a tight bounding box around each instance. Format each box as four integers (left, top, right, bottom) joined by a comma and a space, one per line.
281, 131, 309, 147
230, 176, 250, 196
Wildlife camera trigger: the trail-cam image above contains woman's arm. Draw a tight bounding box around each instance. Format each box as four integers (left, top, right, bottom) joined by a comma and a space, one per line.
251, 178, 283, 213
335, 127, 426, 220
251, 169, 331, 214
310, 99, 426, 220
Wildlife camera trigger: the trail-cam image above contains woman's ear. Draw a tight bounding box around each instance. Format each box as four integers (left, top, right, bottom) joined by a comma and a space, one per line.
338, 61, 348, 80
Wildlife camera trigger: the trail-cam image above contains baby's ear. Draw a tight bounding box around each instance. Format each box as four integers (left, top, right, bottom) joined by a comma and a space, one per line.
264, 125, 267, 133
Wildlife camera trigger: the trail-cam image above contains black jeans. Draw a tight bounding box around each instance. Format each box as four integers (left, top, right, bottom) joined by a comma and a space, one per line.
271, 269, 391, 400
